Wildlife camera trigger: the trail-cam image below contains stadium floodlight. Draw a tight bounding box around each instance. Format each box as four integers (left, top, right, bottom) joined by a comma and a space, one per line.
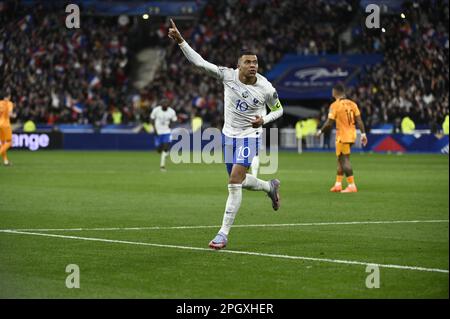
142, 14, 149, 20
401, 13, 406, 19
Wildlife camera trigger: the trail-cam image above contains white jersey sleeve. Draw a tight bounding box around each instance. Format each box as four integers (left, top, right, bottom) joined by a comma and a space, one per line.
171, 108, 177, 122
150, 107, 157, 120
179, 41, 227, 80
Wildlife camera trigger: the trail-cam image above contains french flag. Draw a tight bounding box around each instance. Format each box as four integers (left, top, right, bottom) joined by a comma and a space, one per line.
18, 15, 32, 31
55, 64, 65, 73
87, 89, 94, 101
193, 96, 205, 108
73, 102, 85, 114
64, 94, 73, 108
71, 32, 85, 48
157, 24, 165, 38
33, 47, 46, 57
88, 75, 101, 88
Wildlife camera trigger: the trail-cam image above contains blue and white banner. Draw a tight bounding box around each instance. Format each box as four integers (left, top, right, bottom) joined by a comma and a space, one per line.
266, 54, 383, 100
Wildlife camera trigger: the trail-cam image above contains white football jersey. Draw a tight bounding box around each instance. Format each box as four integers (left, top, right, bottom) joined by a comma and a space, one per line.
219, 67, 278, 137
179, 41, 283, 138
150, 106, 177, 135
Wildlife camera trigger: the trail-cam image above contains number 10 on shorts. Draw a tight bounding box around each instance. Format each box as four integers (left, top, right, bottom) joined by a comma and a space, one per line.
237, 145, 251, 160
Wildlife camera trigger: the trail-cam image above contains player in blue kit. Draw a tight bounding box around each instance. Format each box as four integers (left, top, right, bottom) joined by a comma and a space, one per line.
150, 99, 177, 171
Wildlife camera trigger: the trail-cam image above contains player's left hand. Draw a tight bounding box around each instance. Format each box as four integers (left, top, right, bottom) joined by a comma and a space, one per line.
361, 133, 368, 147
251, 116, 264, 128
168, 19, 184, 44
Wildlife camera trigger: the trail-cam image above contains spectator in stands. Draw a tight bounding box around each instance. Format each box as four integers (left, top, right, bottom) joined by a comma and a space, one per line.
23, 119, 36, 132
1, 0, 447, 133
401, 116, 415, 134
443, 115, 449, 135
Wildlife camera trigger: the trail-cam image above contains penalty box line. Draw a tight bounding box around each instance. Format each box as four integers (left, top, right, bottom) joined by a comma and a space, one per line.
1, 219, 449, 232
0, 229, 448, 274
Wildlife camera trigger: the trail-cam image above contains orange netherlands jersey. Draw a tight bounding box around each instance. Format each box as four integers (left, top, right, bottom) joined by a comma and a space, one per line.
328, 98, 360, 143
0, 100, 14, 128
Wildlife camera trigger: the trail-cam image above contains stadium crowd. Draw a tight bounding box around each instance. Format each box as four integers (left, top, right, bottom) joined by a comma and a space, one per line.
145, 0, 356, 128
0, 0, 448, 134
1, 1, 132, 127
322, 0, 449, 133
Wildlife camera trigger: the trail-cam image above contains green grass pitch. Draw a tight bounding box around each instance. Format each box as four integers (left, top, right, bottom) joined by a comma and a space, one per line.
0, 150, 448, 298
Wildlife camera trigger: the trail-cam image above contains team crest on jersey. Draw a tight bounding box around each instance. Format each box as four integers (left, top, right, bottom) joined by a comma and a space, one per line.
242, 91, 249, 98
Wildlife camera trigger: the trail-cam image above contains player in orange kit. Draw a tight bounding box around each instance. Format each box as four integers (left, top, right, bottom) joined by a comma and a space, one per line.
0, 92, 14, 166
317, 83, 367, 193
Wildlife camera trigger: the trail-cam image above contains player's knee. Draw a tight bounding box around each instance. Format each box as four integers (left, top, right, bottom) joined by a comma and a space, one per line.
228, 176, 244, 184
228, 171, 246, 184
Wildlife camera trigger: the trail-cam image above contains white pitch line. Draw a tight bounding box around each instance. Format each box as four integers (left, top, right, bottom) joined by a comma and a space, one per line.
0, 230, 448, 274
1, 219, 448, 232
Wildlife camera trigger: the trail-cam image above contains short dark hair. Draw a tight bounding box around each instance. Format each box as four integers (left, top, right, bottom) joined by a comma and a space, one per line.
239, 49, 257, 59
333, 82, 346, 94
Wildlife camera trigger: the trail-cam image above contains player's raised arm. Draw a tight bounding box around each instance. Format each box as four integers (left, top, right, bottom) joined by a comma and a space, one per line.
168, 19, 222, 79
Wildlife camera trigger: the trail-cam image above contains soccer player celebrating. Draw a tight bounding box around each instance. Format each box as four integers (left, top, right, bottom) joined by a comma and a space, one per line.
0, 92, 14, 166
317, 83, 368, 193
150, 98, 177, 172
168, 19, 283, 250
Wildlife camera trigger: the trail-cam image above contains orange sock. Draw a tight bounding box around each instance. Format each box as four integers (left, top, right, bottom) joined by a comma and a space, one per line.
347, 176, 355, 185
336, 175, 343, 184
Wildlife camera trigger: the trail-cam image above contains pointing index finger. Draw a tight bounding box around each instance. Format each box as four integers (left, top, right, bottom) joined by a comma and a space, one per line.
170, 18, 177, 29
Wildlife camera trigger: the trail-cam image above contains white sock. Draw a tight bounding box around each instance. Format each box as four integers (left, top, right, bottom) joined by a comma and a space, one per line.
251, 155, 260, 177
160, 151, 168, 167
219, 184, 242, 236
242, 174, 270, 193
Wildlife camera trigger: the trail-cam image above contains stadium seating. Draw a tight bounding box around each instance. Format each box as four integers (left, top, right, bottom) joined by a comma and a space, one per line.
0, 0, 448, 134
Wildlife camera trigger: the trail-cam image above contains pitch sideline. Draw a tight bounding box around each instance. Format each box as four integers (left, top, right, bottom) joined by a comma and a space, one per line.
0, 229, 448, 274
1, 219, 448, 232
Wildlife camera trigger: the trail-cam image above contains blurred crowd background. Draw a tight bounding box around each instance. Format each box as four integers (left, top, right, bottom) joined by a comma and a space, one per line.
0, 0, 448, 133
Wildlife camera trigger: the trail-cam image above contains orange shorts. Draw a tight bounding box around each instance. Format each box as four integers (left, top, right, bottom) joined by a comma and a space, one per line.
0, 126, 12, 142
335, 141, 352, 156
